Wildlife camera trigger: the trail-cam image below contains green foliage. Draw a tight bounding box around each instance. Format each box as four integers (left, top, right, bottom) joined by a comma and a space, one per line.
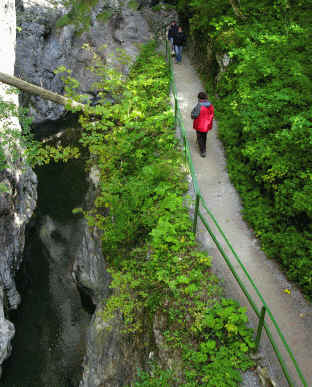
128, 0, 138, 10
0, 99, 20, 169
133, 365, 177, 386
32, 144, 80, 165
54, 0, 126, 33
152, 2, 176, 12
54, 66, 84, 101
74, 41, 254, 385
0, 97, 38, 170
182, 0, 312, 298
96, 9, 113, 23
0, 89, 80, 178
56, 0, 99, 34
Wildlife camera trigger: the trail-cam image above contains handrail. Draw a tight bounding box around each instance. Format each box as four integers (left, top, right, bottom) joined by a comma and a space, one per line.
163, 37, 307, 387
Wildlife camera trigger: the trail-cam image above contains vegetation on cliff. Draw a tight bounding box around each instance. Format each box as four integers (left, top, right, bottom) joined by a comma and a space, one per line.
177, 0, 312, 298
74, 42, 255, 385
0, 1, 258, 382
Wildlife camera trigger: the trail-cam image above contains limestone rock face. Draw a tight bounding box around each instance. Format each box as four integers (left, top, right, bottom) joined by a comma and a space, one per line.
72, 221, 111, 305
36, 214, 92, 385
79, 310, 135, 387
73, 176, 137, 387
79, 300, 151, 387
142, 2, 178, 34
72, 169, 111, 305
0, 287, 14, 378
0, 0, 37, 376
15, 0, 152, 124
70, 5, 179, 386
7, 0, 176, 384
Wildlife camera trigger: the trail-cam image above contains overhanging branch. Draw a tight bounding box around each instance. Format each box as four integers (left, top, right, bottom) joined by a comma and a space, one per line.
0, 71, 84, 109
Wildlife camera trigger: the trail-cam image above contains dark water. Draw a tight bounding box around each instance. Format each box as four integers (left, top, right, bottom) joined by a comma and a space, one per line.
2, 158, 91, 387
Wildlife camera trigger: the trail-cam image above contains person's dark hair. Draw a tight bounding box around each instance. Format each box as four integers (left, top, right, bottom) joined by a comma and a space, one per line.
198, 91, 208, 100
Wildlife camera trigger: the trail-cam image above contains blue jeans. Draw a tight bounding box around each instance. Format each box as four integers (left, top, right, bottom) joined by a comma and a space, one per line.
174, 45, 183, 62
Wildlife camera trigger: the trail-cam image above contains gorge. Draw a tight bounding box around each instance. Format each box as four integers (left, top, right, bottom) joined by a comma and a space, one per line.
0, 0, 175, 385
1, 0, 294, 385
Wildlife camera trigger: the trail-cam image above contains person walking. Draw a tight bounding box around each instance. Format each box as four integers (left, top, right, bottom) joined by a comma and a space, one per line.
173, 26, 186, 63
167, 21, 178, 55
191, 92, 214, 157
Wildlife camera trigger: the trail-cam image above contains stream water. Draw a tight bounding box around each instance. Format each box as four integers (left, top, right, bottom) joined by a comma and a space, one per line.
1, 153, 91, 387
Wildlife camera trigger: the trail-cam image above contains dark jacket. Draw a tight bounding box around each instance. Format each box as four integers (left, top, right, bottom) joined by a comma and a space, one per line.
191, 101, 214, 133
168, 24, 178, 40
173, 31, 186, 46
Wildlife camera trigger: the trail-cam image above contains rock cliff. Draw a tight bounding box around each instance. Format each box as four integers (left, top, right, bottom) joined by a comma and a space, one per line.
0, 0, 37, 376
1, 0, 177, 384
15, 0, 152, 124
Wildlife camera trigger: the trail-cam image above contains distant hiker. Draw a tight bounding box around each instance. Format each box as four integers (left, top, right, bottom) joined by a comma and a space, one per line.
173, 26, 186, 63
167, 21, 178, 54
191, 92, 214, 158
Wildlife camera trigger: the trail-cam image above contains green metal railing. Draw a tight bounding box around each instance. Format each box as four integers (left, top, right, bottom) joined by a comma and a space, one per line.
163, 37, 307, 387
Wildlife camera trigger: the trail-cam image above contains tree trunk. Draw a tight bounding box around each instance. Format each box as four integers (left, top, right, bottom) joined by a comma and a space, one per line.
0, 71, 84, 109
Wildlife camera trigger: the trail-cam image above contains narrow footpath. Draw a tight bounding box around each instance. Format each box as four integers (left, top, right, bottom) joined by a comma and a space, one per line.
173, 55, 312, 386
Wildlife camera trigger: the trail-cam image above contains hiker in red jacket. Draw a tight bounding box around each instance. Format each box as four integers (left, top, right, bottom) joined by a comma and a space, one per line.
191, 92, 214, 157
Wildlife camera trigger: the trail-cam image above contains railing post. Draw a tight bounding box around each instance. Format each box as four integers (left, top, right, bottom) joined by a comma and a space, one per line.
255, 306, 266, 352
169, 56, 172, 89
174, 98, 178, 122
193, 194, 200, 234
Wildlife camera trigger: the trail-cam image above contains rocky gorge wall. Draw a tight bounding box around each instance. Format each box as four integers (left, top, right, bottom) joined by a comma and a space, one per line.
0, 0, 176, 385
0, 0, 177, 384
15, 0, 153, 124
0, 0, 37, 376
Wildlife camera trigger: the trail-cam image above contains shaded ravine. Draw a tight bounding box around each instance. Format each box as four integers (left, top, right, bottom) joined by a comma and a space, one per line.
1, 156, 91, 387
173, 55, 312, 386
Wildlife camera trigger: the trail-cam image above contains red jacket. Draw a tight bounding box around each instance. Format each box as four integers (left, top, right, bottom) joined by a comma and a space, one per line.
192, 102, 214, 133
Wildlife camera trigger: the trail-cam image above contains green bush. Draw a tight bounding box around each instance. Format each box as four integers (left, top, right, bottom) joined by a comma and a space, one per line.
77, 42, 255, 385
179, 0, 312, 298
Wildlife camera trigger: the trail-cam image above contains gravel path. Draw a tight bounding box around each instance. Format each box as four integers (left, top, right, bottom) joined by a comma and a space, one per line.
173, 55, 312, 386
